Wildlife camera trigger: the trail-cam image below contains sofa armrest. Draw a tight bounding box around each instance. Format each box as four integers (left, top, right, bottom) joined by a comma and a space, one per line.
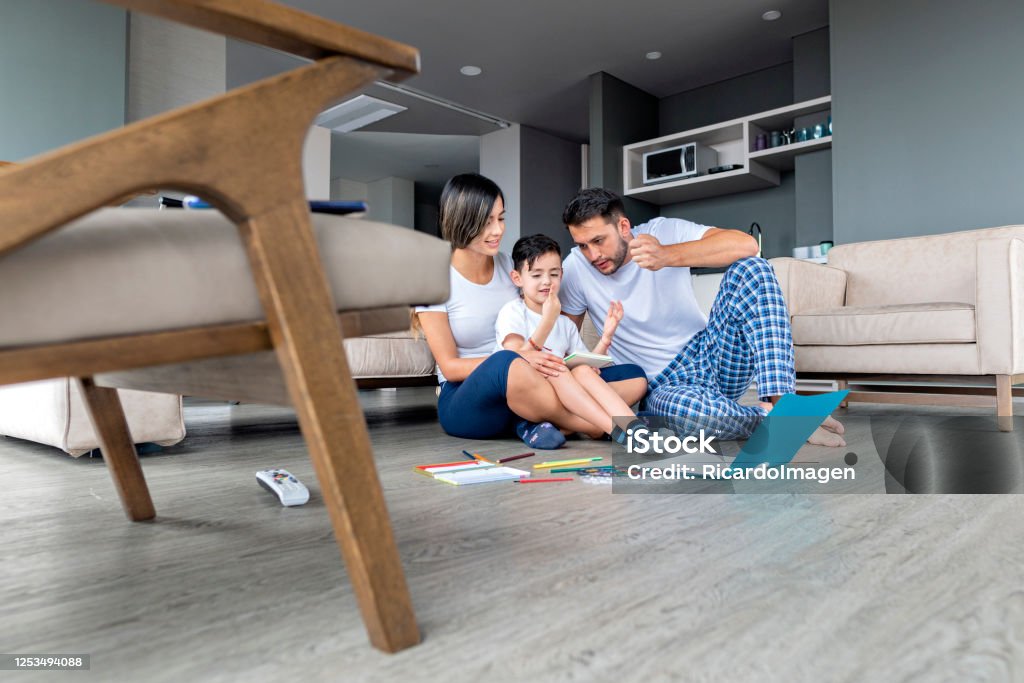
768, 257, 848, 317
976, 237, 1024, 375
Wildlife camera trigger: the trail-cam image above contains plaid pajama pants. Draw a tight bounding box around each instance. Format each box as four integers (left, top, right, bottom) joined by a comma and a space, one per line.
644, 257, 795, 439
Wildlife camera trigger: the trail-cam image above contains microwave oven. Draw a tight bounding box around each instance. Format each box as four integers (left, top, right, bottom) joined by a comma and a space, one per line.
642, 142, 719, 184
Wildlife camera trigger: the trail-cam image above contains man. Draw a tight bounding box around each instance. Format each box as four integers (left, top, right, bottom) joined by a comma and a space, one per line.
559, 187, 844, 446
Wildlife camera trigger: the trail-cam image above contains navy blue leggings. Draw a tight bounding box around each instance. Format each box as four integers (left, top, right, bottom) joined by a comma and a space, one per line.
438, 350, 647, 439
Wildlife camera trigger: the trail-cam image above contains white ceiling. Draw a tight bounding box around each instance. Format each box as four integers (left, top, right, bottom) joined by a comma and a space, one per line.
329, 131, 479, 194
228, 0, 828, 186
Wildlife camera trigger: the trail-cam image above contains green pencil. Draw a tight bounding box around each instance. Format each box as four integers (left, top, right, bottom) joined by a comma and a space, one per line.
550, 465, 616, 473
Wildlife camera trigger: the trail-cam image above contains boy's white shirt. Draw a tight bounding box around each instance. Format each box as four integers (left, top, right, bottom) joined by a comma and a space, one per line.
494, 298, 588, 358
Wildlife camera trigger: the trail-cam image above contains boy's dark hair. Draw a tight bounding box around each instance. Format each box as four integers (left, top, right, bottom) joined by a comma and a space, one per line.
562, 187, 625, 227
511, 234, 561, 271
438, 173, 504, 249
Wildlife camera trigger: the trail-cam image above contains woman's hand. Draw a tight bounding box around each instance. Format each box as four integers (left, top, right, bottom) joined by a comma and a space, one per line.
519, 347, 568, 378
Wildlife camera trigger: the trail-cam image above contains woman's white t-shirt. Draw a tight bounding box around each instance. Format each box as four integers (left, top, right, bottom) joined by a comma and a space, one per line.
416, 252, 518, 383
493, 298, 587, 358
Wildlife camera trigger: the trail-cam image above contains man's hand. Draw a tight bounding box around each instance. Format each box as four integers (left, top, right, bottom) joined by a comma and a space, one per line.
541, 279, 561, 320
629, 234, 670, 271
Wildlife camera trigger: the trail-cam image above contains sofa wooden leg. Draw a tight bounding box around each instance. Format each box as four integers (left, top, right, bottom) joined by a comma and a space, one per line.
75, 377, 156, 521
997, 375, 1014, 432
240, 199, 420, 653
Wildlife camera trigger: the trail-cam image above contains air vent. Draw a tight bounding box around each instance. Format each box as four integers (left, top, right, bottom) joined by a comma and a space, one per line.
315, 95, 407, 133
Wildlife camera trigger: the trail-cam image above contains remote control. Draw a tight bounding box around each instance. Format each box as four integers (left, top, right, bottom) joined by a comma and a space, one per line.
256, 468, 310, 507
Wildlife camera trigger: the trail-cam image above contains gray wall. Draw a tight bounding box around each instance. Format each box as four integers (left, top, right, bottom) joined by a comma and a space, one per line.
588, 72, 659, 225
0, 0, 126, 160
520, 126, 582, 256
662, 173, 796, 259
659, 62, 793, 133
127, 13, 225, 122
793, 27, 833, 247
831, 0, 1024, 243
658, 62, 797, 258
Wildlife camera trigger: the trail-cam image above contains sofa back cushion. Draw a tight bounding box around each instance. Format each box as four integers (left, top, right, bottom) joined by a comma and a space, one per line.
829, 224, 1024, 307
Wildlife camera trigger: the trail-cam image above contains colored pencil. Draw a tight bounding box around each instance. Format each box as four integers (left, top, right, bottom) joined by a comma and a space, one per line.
415, 459, 478, 470
515, 477, 573, 484
549, 465, 616, 473
462, 449, 494, 464
495, 451, 536, 464
533, 457, 603, 469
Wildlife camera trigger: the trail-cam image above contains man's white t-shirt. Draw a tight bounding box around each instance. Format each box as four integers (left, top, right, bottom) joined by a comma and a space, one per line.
416, 252, 518, 383
493, 298, 587, 358
561, 216, 710, 379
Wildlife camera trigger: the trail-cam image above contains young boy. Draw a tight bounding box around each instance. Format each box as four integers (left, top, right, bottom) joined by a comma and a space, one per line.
495, 234, 645, 444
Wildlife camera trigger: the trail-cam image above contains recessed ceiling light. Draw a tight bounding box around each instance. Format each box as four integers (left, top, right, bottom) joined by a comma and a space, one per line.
645, 51, 662, 60
762, 9, 782, 21
460, 65, 482, 76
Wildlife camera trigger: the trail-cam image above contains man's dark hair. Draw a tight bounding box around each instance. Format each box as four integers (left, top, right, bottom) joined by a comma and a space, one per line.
511, 234, 561, 271
562, 187, 626, 227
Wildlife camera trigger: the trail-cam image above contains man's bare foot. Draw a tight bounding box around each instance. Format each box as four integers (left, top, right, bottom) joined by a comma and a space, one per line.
807, 426, 846, 447
760, 402, 847, 446
820, 414, 845, 435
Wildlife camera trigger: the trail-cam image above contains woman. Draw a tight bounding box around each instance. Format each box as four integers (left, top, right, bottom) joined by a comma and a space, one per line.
416, 173, 647, 448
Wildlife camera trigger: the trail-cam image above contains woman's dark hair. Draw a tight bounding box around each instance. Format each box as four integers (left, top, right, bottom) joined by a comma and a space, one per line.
438, 173, 504, 249
561, 187, 625, 227
511, 234, 561, 271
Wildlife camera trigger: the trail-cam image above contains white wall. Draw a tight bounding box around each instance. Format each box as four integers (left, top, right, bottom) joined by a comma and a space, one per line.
479, 124, 522, 245
368, 177, 415, 228
331, 177, 369, 201
302, 126, 331, 199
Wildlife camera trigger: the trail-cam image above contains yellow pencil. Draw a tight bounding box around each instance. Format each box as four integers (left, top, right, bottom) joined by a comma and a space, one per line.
533, 457, 603, 469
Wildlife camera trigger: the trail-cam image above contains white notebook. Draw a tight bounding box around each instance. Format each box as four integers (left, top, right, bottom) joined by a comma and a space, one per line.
433, 466, 530, 486
564, 351, 614, 369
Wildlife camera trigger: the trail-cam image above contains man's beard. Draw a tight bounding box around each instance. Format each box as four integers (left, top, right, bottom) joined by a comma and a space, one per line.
593, 236, 629, 275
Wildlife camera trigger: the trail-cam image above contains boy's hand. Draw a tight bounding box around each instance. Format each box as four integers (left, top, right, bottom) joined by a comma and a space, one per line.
542, 279, 561, 319
604, 300, 623, 335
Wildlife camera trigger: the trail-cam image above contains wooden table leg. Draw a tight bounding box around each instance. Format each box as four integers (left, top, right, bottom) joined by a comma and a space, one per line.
239, 199, 420, 653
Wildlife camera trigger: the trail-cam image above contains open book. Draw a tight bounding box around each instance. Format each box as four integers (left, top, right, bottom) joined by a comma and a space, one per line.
563, 351, 614, 369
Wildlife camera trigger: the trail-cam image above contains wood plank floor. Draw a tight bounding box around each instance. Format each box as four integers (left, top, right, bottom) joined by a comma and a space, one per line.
2, 387, 1023, 682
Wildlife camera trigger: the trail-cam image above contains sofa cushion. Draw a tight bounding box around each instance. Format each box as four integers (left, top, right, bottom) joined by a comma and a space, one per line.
344, 330, 436, 379
827, 224, 1024, 307
792, 302, 976, 345
0, 208, 451, 348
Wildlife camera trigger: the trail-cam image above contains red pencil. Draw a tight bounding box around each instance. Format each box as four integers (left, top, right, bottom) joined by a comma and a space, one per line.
515, 477, 573, 484
496, 451, 536, 464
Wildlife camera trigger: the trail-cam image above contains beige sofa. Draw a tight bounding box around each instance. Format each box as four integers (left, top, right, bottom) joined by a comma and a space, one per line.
0, 327, 435, 456
771, 225, 1024, 425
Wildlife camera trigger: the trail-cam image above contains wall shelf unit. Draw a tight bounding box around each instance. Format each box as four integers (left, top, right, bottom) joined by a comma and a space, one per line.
623, 95, 831, 205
